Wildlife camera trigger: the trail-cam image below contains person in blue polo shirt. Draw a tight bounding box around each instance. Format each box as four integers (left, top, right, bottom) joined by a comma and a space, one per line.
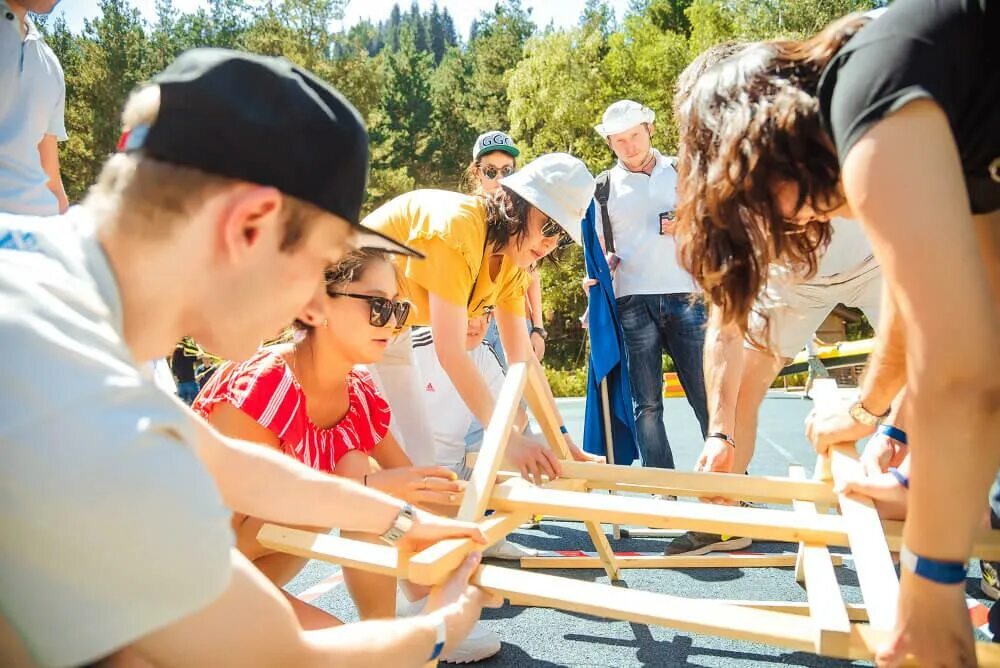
0, 0, 68, 215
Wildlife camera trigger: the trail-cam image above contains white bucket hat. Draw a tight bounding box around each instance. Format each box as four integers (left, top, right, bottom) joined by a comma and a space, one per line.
594, 99, 655, 137
501, 153, 595, 245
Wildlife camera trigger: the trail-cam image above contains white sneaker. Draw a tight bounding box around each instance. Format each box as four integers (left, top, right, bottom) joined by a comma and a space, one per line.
483, 538, 537, 560
397, 594, 501, 663
440, 620, 501, 663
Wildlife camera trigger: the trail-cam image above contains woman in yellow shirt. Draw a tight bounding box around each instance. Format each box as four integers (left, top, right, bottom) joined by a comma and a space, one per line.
363, 153, 601, 480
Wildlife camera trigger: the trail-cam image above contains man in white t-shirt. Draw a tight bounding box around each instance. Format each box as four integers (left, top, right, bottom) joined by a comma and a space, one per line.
0, 0, 69, 215
0, 49, 492, 668
411, 313, 537, 560
664, 218, 882, 556
592, 100, 708, 472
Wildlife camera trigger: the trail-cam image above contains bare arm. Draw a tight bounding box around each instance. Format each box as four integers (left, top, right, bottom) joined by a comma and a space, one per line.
694, 305, 745, 474
526, 270, 543, 329
199, 403, 402, 533
842, 100, 1000, 664
131, 548, 490, 668
704, 305, 745, 438
37, 135, 68, 214
857, 281, 907, 416
430, 295, 498, 430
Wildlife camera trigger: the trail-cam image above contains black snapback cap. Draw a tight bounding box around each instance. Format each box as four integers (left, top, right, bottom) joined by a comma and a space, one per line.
128, 48, 419, 257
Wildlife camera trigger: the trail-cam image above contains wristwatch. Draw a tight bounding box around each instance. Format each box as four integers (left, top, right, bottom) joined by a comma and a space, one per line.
848, 400, 889, 427
380, 503, 415, 545
530, 326, 548, 340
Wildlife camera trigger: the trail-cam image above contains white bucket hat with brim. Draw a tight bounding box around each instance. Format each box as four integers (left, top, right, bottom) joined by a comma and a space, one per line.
501, 153, 595, 246
594, 99, 655, 137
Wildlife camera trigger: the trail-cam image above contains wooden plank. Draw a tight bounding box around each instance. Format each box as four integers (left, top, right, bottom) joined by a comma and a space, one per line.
472, 564, 818, 653
828, 443, 899, 630
520, 552, 837, 570
407, 510, 531, 586
583, 520, 621, 581
487, 481, 851, 546
256, 524, 402, 577
725, 600, 868, 622
523, 360, 572, 459
789, 466, 852, 655
558, 461, 838, 505
882, 521, 1000, 561
806, 384, 899, 631
261, 530, 1000, 663
458, 363, 528, 521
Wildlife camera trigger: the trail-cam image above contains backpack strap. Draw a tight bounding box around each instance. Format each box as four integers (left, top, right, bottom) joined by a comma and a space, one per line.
594, 170, 615, 254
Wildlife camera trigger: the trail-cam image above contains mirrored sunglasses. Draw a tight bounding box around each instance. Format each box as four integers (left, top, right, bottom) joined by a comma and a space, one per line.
328, 291, 412, 328
481, 165, 515, 180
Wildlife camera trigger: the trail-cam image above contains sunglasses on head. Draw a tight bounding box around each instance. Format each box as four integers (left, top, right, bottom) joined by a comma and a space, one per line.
481, 165, 515, 180
328, 291, 412, 328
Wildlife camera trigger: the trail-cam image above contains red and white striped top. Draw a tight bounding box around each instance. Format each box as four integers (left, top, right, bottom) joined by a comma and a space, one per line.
193, 350, 390, 472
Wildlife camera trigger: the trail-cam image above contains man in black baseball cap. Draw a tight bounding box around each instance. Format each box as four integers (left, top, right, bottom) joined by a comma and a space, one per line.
0, 48, 490, 668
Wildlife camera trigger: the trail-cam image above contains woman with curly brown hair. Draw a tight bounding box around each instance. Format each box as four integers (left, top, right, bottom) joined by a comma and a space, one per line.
674, 1, 998, 664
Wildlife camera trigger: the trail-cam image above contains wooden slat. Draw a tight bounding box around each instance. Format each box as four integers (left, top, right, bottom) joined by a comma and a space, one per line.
883, 521, 1000, 561
520, 552, 835, 570
789, 465, 852, 655
828, 444, 899, 630
725, 600, 868, 622
487, 482, 851, 546
458, 363, 528, 521
467, 455, 838, 505
256, 524, 402, 577
583, 520, 621, 581
523, 360, 572, 459
407, 511, 531, 586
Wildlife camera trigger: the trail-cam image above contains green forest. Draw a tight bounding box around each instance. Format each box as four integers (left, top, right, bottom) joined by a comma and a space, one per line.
39, 0, 878, 391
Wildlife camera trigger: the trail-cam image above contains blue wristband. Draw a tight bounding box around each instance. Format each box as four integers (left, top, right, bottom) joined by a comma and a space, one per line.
887, 467, 909, 489
877, 424, 908, 445
900, 545, 967, 585
559, 425, 569, 435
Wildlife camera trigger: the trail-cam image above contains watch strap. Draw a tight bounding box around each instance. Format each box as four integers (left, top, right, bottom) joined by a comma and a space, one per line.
427, 615, 447, 661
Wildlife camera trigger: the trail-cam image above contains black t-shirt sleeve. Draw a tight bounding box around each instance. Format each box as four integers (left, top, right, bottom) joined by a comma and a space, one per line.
821, 38, 954, 166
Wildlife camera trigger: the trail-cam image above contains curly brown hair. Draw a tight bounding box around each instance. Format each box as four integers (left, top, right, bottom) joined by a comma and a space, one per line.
674, 14, 868, 341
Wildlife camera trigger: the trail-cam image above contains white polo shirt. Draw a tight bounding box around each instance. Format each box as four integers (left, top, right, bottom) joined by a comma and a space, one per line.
0, 208, 232, 666
596, 149, 697, 298
814, 217, 874, 279
411, 328, 506, 468
0, 4, 67, 216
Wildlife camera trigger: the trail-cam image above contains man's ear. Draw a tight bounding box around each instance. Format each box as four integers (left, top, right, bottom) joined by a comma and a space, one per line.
646, 122, 655, 137
217, 185, 284, 264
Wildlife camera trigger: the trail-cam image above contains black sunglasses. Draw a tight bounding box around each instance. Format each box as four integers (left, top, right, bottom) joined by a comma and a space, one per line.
328, 291, 412, 328
481, 165, 515, 180
541, 217, 573, 248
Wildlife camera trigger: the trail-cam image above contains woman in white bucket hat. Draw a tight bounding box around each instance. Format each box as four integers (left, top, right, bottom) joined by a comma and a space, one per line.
361, 153, 603, 480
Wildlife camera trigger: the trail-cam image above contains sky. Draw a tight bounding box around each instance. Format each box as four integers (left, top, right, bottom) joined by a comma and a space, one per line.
54, 0, 635, 39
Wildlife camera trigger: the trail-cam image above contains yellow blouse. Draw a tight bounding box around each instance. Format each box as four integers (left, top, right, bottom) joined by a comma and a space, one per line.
361, 190, 530, 326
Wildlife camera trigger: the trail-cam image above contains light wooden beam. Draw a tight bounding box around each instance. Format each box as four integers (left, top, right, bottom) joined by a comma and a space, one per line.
521, 552, 835, 570
458, 362, 528, 521
789, 465, 852, 656
524, 359, 572, 459
488, 481, 851, 546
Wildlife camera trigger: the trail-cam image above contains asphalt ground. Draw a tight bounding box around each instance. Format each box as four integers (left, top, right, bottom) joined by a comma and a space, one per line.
286, 390, 995, 667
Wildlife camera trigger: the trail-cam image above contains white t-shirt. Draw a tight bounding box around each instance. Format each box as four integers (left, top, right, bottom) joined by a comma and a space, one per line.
814, 217, 874, 279
411, 328, 506, 468
0, 209, 232, 667
596, 149, 697, 297
0, 6, 67, 215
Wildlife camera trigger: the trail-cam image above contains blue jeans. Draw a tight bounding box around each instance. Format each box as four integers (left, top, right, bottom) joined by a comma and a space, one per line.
616, 293, 709, 469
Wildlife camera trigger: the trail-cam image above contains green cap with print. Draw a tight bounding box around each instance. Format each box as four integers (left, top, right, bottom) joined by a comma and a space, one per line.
473, 131, 520, 160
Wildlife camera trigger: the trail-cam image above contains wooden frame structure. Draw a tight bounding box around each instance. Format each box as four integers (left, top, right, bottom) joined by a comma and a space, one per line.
258, 361, 1000, 663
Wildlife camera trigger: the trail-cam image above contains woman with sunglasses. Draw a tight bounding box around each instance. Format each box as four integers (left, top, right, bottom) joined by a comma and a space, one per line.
462, 131, 547, 365
364, 153, 603, 483
192, 249, 464, 628
675, 1, 998, 664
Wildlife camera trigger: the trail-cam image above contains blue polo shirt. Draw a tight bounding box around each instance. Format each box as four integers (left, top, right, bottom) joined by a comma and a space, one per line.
0, 3, 67, 216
